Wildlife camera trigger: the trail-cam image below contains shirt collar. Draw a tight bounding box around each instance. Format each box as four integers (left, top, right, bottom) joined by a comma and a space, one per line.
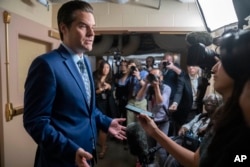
61, 43, 84, 63
189, 74, 198, 80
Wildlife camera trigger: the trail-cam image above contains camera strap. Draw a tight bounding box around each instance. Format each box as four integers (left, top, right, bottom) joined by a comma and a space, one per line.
162, 105, 170, 118
163, 68, 169, 75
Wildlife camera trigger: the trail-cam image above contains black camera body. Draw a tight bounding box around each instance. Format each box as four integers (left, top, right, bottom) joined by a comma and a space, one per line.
162, 61, 170, 68
130, 66, 137, 75
147, 73, 158, 83
187, 43, 218, 71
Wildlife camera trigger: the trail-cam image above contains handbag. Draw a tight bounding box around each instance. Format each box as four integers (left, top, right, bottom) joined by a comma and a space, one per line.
182, 131, 201, 151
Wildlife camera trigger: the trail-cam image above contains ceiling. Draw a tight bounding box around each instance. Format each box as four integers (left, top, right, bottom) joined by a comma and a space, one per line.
48, 0, 195, 5
48, 0, 142, 4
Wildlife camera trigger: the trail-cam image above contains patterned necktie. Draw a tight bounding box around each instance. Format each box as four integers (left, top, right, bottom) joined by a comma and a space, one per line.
77, 59, 91, 106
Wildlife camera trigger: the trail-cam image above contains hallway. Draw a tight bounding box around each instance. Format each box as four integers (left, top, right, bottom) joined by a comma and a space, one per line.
96, 137, 137, 167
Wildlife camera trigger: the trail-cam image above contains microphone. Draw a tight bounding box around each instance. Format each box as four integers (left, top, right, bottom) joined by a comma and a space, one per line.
126, 122, 149, 158
185, 31, 213, 46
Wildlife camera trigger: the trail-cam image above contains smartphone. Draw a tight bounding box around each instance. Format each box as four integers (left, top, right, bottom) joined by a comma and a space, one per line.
125, 104, 154, 118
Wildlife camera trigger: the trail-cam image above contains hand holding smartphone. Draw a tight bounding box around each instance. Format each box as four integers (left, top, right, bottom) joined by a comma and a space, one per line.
125, 104, 154, 118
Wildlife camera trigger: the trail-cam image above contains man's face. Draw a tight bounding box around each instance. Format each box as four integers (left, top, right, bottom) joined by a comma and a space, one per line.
204, 97, 218, 113
128, 63, 136, 69
187, 66, 199, 76
149, 69, 162, 82
120, 61, 128, 73
146, 58, 153, 66
60, 10, 95, 54
163, 55, 173, 62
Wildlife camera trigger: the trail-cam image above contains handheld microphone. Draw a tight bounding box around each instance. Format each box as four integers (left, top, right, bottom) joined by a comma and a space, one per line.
126, 122, 149, 158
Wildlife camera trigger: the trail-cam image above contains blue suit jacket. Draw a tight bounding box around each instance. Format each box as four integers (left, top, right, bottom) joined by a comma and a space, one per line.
23, 45, 112, 167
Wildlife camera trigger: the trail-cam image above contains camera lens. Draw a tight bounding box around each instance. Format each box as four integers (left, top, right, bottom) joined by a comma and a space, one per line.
163, 61, 170, 67
147, 73, 158, 83
130, 66, 136, 75
130, 66, 136, 71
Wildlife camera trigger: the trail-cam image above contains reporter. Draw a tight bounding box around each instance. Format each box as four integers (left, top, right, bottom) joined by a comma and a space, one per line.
137, 30, 250, 167
164, 93, 223, 167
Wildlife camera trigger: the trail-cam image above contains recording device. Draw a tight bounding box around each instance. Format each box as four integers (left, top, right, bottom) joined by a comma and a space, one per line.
186, 31, 213, 46
126, 122, 162, 165
187, 43, 218, 71
109, 48, 122, 67
186, 31, 218, 73
129, 65, 137, 75
162, 61, 170, 68
125, 104, 154, 118
146, 73, 159, 84
126, 122, 149, 157
114, 54, 122, 67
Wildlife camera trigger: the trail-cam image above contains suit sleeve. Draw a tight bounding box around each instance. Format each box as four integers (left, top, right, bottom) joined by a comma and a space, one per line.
172, 71, 185, 105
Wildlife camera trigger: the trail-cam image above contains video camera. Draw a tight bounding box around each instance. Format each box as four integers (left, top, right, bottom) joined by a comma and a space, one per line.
186, 31, 219, 80
187, 43, 218, 71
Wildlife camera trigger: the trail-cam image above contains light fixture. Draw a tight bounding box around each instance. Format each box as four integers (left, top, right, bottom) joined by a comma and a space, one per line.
195, 0, 238, 32
37, 0, 49, 10
37, 0, 48, 6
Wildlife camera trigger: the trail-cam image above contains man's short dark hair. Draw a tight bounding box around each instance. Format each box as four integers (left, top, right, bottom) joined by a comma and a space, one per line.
57, 1, 94, 40
146, 56, 155, 65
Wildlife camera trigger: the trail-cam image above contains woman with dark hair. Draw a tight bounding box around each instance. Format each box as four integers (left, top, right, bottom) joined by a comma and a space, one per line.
137, 30, 250, 167
240, 79, 250, 127
93, 60, 117, 159
164, 93, 223, 167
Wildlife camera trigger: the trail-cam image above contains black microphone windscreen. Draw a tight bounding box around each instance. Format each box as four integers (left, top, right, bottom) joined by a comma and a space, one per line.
186, 31, 213, 46
126, 122, 149, 157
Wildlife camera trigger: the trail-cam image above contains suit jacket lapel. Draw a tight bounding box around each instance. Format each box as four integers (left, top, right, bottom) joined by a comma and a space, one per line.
186, 74, 193, 101
59, 47, 90, 110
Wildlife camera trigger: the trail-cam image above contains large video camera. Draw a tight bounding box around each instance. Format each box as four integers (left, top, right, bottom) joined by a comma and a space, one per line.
186, 31, 219, 80
187, 43, 218, 71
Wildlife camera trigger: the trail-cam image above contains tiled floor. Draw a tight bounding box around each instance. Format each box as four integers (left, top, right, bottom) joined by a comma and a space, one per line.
95, 137, 137, 167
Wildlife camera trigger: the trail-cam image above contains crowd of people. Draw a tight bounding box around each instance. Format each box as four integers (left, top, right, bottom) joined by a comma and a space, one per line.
22, 1, 250, 167
92, 51, 212, 167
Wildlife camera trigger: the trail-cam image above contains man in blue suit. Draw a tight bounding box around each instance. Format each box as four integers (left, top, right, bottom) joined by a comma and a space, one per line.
23, 1, 126, 167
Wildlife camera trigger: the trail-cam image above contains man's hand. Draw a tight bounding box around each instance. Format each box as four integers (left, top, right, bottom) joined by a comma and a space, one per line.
108, 118, 127, 140
178, 127, 188, 136
75, 148, 93, 167
169, 102, 178, 112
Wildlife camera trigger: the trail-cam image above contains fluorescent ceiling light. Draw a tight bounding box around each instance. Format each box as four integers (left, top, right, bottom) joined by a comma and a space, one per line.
196, 0, 238, 32
37, 0, 49, 6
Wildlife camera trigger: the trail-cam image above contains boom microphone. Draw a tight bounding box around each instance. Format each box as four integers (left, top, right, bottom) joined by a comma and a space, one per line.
185, 31, 213, 46
126, 122, 149, 158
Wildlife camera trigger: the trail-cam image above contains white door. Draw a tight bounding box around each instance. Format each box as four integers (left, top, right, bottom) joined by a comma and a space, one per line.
0, 9, 60, 167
